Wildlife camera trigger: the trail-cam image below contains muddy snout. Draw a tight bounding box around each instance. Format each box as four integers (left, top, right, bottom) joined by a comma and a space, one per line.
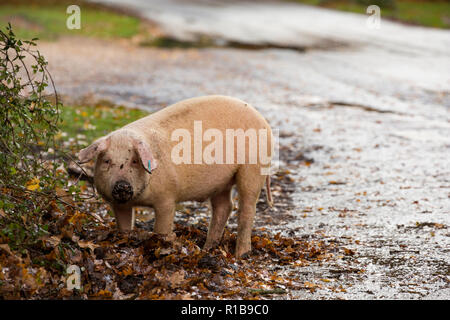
112, 180, 133, 203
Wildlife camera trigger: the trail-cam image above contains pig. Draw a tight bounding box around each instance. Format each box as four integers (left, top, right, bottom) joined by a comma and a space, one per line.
78, 95, 273, 257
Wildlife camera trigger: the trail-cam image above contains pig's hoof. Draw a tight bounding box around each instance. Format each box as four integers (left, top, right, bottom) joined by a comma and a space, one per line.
203, 239, 219, 251
235, 247, 252, 259
116, 227, 133, 233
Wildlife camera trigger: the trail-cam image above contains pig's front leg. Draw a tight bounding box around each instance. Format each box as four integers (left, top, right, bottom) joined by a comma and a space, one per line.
112, 205, 134, 232
153, 199, 176, 236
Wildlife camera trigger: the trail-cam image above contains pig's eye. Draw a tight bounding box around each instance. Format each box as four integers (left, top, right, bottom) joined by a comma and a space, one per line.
104, 159, 111, 164
132, 160, 138, 165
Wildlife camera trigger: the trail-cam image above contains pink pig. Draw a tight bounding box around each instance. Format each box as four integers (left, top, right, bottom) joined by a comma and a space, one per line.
78, 95, 273, 257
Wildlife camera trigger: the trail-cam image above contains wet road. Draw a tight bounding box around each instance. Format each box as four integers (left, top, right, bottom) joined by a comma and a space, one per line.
90, 0, 450, 110
44, 0, 449, 298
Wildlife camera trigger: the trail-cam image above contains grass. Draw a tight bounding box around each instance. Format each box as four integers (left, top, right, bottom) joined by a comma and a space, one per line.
289, 0, 450, 29
58, 103, 149, 145
0, 0, 141, 40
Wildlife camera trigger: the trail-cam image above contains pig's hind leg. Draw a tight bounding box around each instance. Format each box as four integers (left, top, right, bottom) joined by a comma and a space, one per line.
204, 184, 233, 250
235, 166, 265, 258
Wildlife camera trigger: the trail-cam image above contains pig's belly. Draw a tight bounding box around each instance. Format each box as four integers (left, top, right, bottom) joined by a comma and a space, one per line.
175, 163, 237, 202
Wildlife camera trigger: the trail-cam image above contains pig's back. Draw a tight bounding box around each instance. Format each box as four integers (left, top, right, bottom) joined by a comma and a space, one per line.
150, 95, 270, 133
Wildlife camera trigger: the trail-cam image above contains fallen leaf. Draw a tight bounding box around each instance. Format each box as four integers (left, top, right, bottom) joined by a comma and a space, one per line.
44, 235, 62, 248
78, 240, 99, 252
26, 178, 40, 191
169, 269, 186, 288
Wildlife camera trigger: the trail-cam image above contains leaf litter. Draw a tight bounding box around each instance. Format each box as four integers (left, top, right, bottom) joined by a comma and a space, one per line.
0, 162, 349, 300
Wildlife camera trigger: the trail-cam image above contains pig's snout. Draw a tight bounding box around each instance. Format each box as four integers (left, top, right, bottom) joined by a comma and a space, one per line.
112, 180, 133, 203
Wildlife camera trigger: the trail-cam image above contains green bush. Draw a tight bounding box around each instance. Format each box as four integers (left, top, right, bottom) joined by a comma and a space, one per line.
0, 24, 75, 249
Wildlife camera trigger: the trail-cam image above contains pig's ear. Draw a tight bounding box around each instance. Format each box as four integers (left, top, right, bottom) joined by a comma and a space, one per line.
133, 139, 157, 174
78, 137, 110, 163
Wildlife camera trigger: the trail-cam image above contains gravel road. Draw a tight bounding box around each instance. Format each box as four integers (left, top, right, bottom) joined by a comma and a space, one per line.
39, 0, 449, 299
